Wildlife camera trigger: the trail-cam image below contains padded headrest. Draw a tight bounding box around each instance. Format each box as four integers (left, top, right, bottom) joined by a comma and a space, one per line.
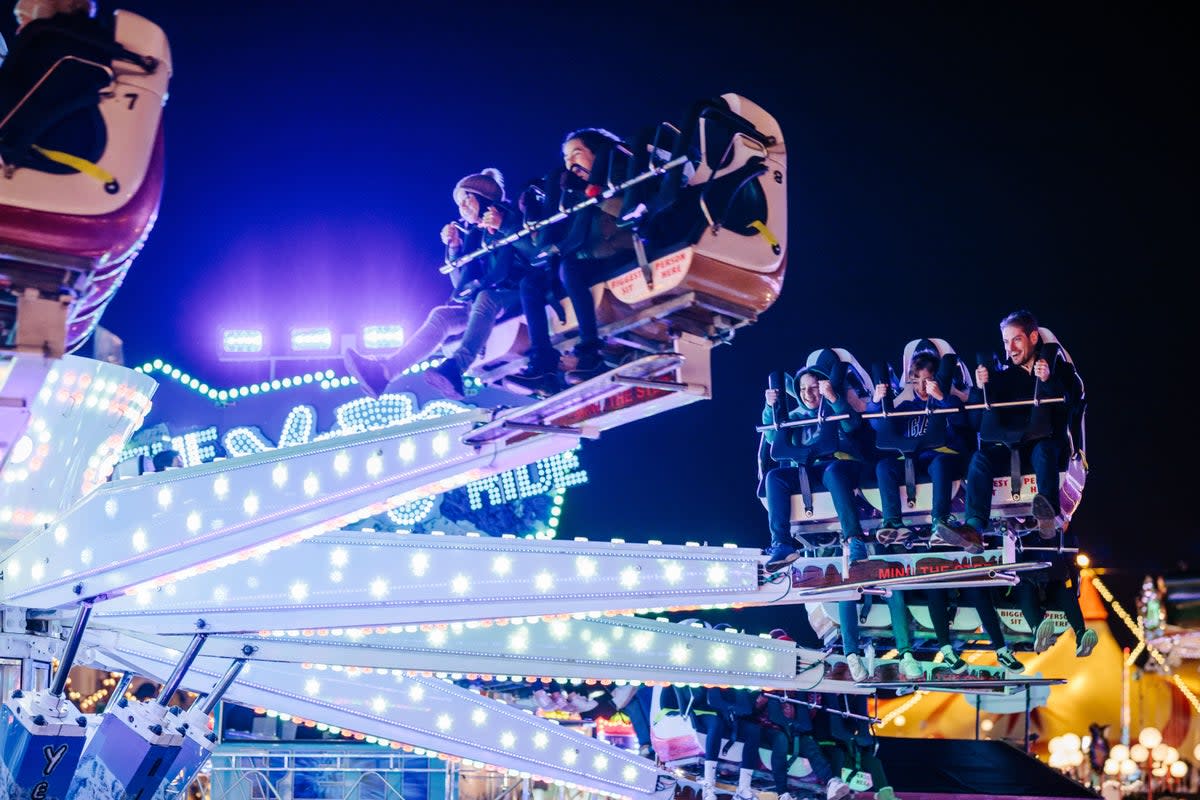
798, 348, 841, 381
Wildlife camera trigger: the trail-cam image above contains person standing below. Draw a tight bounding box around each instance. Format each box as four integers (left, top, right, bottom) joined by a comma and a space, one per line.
507, 128, 635, 391
344, 169, 529, 400
959, 310, 1080, 541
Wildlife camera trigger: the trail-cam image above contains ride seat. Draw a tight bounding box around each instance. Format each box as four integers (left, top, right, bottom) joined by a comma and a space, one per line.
0, 10, 171, 356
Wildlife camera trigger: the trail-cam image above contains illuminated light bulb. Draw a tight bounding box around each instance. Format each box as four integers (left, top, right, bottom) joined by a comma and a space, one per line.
157, 487, 172, 508
369, 578, 389, 599
132, 529, 147, 552
500, 731, 516, 749
1170, 761, 1188, 778
136, 590, 152, 606
213, 586, 228, 603
80, 548, 93, 565
562, 749, 577, 766
103, 499, 117, 519
407, 685, 424, 702
549, 620, 570, 640
508, 630, 529, 654
1138, 727, 1162, 749
471, 708, 487, 725
492, 555, 512, 576
670, 644, 690, 664
31, 562, 44, 581
186, 511, 202, 534
1131, 744, 1149, 763
593, 755, 608, 771
334, 452, 350, 475
427, 629, 447, 647
329, 571, 343, 583
436, 714, 452, 732
290, 582, 309, 602
450, 574, 470, 595
303, 473, 319, 497
663, 562, 683, 584
706, 563, 728, 586
411, 552, 430, 577
589, 640, 610, 658
751, 651, 769, 669
619, 566, 640, 589
623, 766, 638, 782
371, 696, 388, 714
272, 464, 288, 487
305, 679, 320, 696
575, 557, 597, 578
533, 732, 548, 749
534, 571, 554, 592
399, 440, 415, 462
432, 433, 450, 457
330, 548, 349, 568
366, 453, 383, 477
710, 645, 730, 665
54, 525, 68, 544
243, 494, 260, 515
6, 560, 19, 578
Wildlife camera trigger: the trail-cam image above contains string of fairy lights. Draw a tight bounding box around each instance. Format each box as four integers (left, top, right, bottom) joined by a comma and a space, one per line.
133, 357, 476, 404
1089, 572, 1200, 714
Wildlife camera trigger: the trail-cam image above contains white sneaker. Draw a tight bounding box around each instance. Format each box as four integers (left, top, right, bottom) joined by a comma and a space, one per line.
899, 652, 923, 680
847, 653, 869, 682
701, 781, 717, 800
1033, 617, 1059, 653
1076, 627, 1099, 657
826, 777, 851, 800
938, 644, 968, 674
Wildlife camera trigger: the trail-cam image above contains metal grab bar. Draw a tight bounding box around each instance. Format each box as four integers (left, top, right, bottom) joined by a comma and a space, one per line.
755, 396, 1065, 432
438, 156, 689, 275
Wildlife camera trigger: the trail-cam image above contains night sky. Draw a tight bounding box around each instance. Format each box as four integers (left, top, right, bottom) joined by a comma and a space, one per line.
5, 4, 1193, 589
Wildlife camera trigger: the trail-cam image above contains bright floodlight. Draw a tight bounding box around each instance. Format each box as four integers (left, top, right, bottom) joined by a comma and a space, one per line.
361, 325, 405, 350
222, 329, 264, 353
290, 327, 333, 352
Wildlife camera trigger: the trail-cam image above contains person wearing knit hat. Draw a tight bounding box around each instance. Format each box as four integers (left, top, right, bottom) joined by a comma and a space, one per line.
452, 168, 506, 207
344, 167, 531, 400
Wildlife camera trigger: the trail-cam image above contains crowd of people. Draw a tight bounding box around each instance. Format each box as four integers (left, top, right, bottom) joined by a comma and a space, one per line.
759, 310, 1095, 680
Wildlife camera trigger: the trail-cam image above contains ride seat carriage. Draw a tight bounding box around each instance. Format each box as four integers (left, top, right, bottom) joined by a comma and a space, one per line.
764, 332, 1086, 551
444, 93, 787, 384
0, 9, 170, 357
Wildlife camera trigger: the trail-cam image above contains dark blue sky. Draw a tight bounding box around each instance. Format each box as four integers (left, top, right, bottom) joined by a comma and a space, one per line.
7, 3, 1193, 578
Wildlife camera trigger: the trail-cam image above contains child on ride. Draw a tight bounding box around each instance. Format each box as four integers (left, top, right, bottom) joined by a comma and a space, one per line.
760, 351, 870, 573
344, 168, 532, 400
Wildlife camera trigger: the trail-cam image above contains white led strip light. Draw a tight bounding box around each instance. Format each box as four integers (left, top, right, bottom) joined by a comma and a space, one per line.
82, 643, 676, 800
84, 613, 855, 691
84, 532, 766, 633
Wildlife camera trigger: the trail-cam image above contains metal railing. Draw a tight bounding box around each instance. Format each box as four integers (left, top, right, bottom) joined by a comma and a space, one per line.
202, 743, 621, 800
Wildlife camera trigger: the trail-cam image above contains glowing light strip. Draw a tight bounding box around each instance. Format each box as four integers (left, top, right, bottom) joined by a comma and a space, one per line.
135, 357, 480, 404
1090, 573, 1200, 714
875, 651, 984, 729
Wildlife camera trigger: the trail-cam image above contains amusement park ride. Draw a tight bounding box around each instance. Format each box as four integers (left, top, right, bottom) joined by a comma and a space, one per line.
0, 10, 1088, 800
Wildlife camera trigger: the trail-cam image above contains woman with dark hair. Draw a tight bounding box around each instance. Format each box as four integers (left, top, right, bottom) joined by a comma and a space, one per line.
508, 127, 635, 392
344, 168, 531, 400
